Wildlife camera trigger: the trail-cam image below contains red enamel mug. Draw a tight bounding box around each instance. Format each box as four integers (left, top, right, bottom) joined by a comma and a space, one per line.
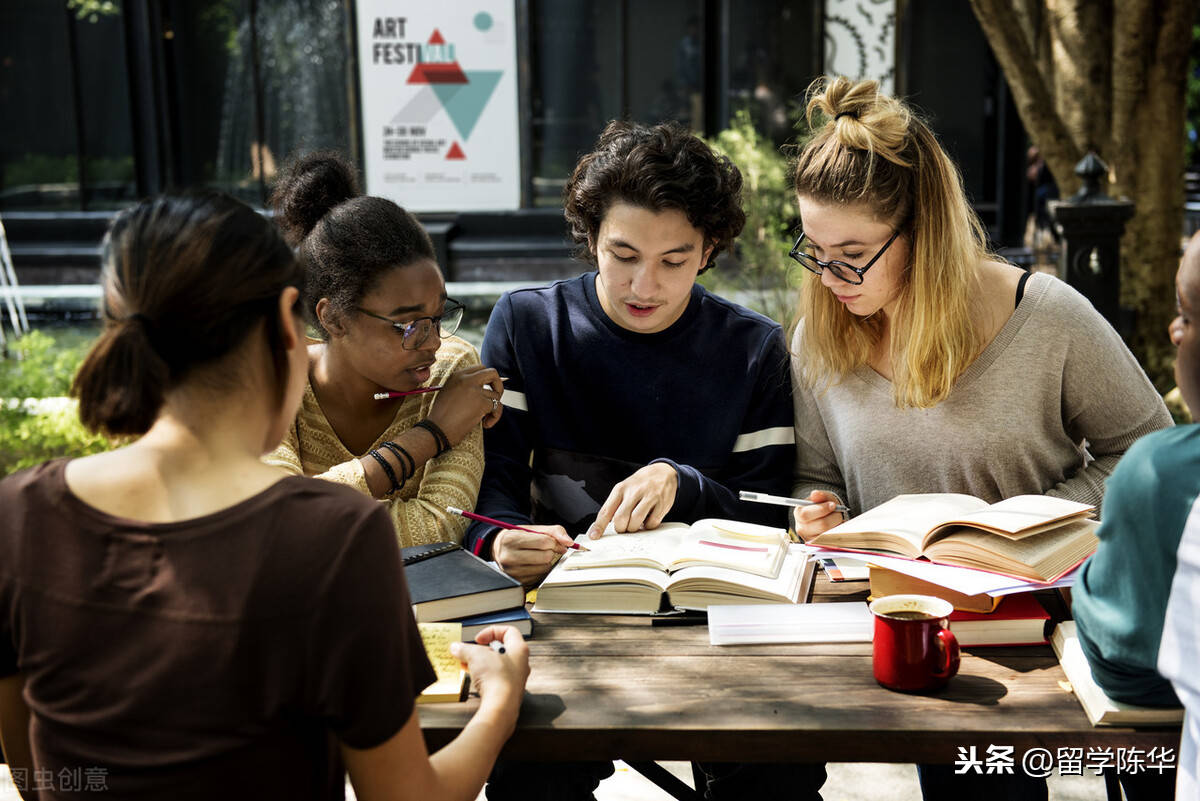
870, 594, 960, 692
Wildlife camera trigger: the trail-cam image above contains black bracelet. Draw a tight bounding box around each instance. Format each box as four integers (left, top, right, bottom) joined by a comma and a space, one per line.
414, 419, 451, 456
367, 448, 401, 496
379, 441, 414, 482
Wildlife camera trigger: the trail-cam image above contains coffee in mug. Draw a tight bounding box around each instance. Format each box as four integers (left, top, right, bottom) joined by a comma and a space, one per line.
870, 594, 960, 692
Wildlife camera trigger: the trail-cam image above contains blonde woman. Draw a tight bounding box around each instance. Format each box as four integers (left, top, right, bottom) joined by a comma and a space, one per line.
787, 78, 1171, 800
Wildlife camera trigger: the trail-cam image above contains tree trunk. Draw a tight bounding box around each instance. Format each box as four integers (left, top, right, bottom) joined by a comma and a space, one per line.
970, 0, 1193, 390
1111, 0, 1193, 391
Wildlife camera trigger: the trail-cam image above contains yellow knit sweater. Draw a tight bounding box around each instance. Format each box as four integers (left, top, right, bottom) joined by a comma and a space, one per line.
264, 336, 483, 547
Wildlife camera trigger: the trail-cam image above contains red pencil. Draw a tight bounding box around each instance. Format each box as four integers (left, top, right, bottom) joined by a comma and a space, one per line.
373, 385, 443, 400
445, 506, 589, 551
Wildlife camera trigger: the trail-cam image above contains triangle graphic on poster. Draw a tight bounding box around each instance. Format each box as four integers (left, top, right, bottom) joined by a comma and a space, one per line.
408, 62, 469, 84
428, 29, 446, 45
446, 142, 466, 160
431, 71, 503, 141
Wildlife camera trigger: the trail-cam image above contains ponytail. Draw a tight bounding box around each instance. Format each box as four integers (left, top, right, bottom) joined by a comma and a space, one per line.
71, 192, 303, 436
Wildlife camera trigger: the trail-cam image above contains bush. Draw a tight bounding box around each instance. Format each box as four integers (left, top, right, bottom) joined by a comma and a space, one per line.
0, 330, 111, 476
702, 108, 804, 328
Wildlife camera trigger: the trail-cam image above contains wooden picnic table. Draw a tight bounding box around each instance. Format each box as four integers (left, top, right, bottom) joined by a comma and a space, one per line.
418, 576, 1180, 799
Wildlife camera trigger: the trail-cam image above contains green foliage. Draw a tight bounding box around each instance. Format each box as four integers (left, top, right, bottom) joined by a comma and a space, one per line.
702, 108, 804, 328
0, 330, 111, 476
0, 330, 87, 397
4, 154, 134, 188
67, 0, 120, 23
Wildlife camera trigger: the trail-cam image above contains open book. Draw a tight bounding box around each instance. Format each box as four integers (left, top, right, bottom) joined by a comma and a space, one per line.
564, 518, 789, 578
1051, 622, 1183, 726
534, 542, 816, 615
811, 493, 1098, 582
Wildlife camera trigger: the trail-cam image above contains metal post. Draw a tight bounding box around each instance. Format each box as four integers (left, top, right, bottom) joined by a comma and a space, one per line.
0, 215, 30, 350
1048, 152, 1135, 332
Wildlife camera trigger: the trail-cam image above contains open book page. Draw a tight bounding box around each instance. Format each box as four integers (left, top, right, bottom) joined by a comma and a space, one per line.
562, 524, 689, 572
922, 518, 1099, 582
925, 495, 1094, 543
666, 547, 813, 609
563, 519, 787, 578
668, 519, 787, 578
813, 493, 990, 557
834, 548, 1080, 595
417, 622, 469, 704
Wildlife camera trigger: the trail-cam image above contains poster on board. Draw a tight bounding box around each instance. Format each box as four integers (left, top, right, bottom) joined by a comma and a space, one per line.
356, 1, 520, 211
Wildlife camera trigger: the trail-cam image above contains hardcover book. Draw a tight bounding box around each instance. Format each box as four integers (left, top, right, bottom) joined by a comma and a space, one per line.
401, 542, 525, 623
1051, 622, 1184, 727
449, 606, 533, 640
868, 565, 1002, 613
946, 593, 1050, 647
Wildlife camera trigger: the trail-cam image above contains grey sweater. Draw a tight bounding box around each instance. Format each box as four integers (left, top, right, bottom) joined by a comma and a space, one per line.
791, 272, 1173, 515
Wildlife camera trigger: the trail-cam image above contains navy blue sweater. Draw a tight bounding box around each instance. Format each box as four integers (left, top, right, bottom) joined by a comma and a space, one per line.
464, 273, 795, 557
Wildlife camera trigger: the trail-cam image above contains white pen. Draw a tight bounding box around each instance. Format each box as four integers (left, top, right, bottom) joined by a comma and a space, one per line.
489, 640, 506, 655
739, 490, 849, 514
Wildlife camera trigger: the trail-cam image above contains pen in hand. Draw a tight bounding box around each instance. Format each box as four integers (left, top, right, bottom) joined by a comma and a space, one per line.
489, 640, 507, 655
445, 506, 590, 551
739, 490, 849, 514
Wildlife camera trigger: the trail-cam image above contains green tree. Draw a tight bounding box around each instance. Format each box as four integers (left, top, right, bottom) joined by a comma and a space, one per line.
970, 0, 1195, 391
704, 109, 804, 328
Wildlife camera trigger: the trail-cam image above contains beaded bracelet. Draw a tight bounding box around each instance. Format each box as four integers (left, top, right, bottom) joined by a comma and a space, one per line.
379, 441, 414, 482
414, 419, 451, 456
367, 448, 401, 496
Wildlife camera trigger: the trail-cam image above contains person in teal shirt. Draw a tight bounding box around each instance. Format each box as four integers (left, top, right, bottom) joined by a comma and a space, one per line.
1072, 230, 1200, 800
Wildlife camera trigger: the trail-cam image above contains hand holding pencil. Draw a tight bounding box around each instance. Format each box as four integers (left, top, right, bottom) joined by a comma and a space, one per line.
781, 489, 848, 543
446, 506, 582, 586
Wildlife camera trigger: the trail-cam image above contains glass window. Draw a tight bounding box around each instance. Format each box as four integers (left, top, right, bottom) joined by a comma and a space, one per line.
74, 8, 137, 209
528, 1, 819, 207
0, 1, 134, 210
166, 0, 354, 205
725, 1, 819, 146
528, 0, 702, 207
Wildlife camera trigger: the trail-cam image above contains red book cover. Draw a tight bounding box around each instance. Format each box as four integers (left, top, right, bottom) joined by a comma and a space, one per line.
947, 593, 1050, 647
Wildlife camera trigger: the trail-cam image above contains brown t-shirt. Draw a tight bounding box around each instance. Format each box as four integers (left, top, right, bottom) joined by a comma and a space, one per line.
0, 460, 435, 800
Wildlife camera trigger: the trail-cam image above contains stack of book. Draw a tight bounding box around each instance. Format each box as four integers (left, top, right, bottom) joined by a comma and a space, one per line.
796, 492, 1101, 648
532, 518, 817, 614
401, 542, 532, 639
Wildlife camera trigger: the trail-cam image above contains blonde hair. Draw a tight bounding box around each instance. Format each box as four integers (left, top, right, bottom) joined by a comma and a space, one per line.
792, 77, 990, 408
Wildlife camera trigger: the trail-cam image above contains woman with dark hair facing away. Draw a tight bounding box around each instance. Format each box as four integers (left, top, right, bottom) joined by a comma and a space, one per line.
0, 192, 529, 800
266, 151, 503, 546
788, 77, 1171, 800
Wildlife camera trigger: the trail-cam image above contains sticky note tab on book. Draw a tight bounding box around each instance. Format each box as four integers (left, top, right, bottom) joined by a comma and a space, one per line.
417, 622, 470, 703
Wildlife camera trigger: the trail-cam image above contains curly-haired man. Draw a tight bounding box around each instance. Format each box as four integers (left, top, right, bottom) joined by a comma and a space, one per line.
465, 120, 822, 801
465, 119, 794, 581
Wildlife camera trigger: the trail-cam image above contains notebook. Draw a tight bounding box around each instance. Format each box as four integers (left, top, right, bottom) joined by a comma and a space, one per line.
401, 542, 525, 622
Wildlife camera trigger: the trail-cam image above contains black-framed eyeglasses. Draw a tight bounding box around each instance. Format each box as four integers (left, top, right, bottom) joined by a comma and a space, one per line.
356, 300, 465, 350
788, 229, 903, 285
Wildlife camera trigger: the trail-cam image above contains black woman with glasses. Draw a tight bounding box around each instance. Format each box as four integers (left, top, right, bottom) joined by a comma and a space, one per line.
787, 78, 1171, 801
266, 150, 504, 547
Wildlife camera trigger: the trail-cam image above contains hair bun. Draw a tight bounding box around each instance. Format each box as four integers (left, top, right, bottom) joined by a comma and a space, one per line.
270, 151, 361, 245
807, 76, 911, 168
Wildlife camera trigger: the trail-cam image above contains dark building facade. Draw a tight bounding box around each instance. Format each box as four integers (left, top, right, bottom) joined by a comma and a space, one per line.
1, 0, 1029, 285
